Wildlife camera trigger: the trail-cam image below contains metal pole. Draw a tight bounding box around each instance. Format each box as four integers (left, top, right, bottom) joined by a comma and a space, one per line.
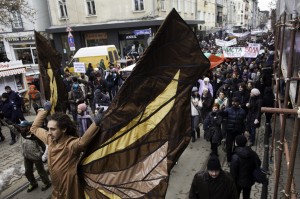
261, 107, 298, 115
284, 13, 299, 198
261, 122, 270, 199
273, 13, 287, 199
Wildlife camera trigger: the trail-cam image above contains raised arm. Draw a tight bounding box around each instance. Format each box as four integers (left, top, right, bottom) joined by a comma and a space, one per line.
30, 110, 49, 144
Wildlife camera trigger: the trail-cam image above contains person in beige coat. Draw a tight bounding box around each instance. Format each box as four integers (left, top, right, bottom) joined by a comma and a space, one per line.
30, 102, 103, 199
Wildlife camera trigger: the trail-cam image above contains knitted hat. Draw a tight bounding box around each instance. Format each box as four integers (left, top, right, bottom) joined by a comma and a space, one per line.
192, 87, 198, 92
78, 103, 87, 111
204, 77, 210, 82
235, 135, 247, 147
232, 97, 241, 103
251, 88, 260, 96
207, 156, 221, 171
1, 92, 9, 99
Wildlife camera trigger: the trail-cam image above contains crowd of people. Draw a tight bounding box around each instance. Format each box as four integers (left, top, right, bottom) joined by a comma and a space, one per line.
0, 31, 276, 198
189, 32, 275, 199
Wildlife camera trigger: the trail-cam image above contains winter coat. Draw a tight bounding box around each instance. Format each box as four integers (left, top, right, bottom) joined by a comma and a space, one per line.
77, 113, 93, 137
189, 170, 238, 199
203, 111, 223, 144
0, 100, 18, 123
68, 88, 85, 112
30, 110, 100, 199
220, 106, 246, 132
233, 90, 250, 111
7, 90, 22, 107
191, 95, 201, 116
201, 93, 213, 121
230, 146, 261, 188
246, 96, 262, 129
21, 137, 43, 160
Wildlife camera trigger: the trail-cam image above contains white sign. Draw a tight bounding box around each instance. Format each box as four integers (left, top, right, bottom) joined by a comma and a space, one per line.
223, 46, 260, 58
246, 43, 260, 58
73, 62, 86, 73
215, 38, 237, 47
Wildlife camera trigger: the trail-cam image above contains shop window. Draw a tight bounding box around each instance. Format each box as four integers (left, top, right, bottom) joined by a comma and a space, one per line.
134, 0, 144, 11
58, 0, 68, 18
86, 0, 96, 15
113, 50, 119, 62
13, 44, 36, 65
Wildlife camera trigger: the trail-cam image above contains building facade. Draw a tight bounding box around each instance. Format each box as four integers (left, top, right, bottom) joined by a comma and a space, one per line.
46, 0, 204, 65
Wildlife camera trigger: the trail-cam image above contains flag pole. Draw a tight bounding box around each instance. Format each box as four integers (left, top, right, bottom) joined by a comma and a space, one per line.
34, 30, 46, 104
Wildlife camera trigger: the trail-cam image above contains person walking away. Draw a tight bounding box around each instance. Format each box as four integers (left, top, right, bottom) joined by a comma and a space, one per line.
0, 93, 19, 145
18, 121, 51, 192
5, 86, 25, 121
220, 97, 247, 164
189, 155, 238, 199
28, 84, 42, 114
203, 103, 223, 156
246, 88, 262, 146
230, 135, 261, 199
77, 103, 93, 137
191, 87, 201, 142
29, 102, 104, 199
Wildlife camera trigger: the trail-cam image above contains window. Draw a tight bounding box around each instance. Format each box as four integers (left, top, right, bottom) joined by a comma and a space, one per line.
198, 11, 201, 20
58, 0, 68, 18
191, 0, 195, 14
86, 0, 96, 15
208, 13, 210, 22
161, 0, 166, 11
177, 0, 181, 11
12, 12, 23, 29
203, 12, 206, 22
14, 44, 37, 65
184, 0, 188, 13
134, 0, 144, 11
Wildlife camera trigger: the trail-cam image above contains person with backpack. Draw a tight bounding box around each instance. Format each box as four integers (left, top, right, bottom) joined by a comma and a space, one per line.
18, 121, 51, 192
230, 135, 261, 199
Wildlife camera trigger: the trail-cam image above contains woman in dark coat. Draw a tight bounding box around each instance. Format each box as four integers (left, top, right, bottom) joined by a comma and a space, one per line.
246, 88, 262, 146
203, 103, 223, 156
201, 88, 213, 122
233, 82, 250, 112
262, 86, 275, 124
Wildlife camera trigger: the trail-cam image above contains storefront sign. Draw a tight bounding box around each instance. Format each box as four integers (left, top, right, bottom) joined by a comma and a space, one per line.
5, 36, 35, 42
133, 29, 152, 35
68, 32, 76, 51
119, 34, 144, 40
85, 32, 107, 40
73, 62, 86, 73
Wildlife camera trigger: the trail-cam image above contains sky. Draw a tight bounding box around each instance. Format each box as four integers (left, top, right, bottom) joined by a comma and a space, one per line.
258, 0, 274, 11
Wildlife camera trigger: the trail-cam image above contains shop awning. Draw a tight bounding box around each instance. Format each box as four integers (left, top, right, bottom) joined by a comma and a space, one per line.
0, 67, 26, 77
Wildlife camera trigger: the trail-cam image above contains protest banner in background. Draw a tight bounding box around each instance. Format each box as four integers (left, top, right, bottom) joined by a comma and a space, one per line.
215, 38, 237, 47
223, 47, 245, 57
73, 62, 86, 73
223, 45, 260, 58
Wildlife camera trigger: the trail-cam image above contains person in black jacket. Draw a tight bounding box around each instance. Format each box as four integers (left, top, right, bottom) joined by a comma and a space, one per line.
246, 88, 262, 146
0, 93, 19, 145
204, 103, 223, 156
233, 82, 250, 113
220, 97, 247, 163
189, 155, 238, 199
230, 135, 261, 199
5, 86, 25, 121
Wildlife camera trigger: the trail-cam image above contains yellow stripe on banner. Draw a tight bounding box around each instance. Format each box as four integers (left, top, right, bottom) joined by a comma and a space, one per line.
84, 191, 90, 199
82, 70, 180, 165
47, 62, 58, 114
97, 189, 121, 199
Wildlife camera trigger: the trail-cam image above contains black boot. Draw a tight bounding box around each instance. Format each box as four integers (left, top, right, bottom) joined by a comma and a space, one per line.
196, 127, 200, 139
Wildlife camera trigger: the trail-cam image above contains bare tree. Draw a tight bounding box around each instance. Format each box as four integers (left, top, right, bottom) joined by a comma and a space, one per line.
0, 0, 35, 27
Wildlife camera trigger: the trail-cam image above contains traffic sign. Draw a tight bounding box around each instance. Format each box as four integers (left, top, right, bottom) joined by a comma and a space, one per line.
68, 32, 75, 51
